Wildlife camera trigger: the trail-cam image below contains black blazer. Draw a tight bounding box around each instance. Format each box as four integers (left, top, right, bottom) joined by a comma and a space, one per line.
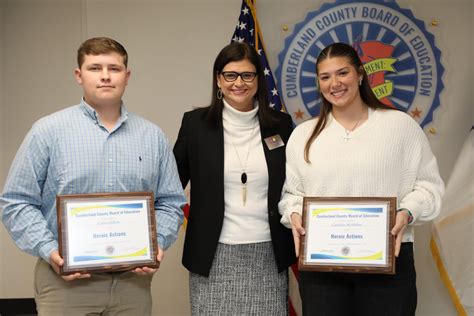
173, 107, 296, 277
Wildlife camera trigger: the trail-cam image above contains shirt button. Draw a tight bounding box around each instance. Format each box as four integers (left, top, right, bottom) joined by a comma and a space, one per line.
109, 183, 113, 187
108, 158, 113, 162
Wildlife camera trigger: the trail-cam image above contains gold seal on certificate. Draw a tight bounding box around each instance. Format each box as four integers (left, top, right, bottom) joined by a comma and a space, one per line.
299, 197, 396, 274
56, 192, 159, 274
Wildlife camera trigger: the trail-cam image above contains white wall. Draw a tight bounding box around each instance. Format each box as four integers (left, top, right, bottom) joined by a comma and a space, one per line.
0, 0, 471, 315
0, 0, 84, 300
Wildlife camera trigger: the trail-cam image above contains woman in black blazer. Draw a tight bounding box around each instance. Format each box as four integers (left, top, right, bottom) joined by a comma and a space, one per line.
173, 42, 296, 315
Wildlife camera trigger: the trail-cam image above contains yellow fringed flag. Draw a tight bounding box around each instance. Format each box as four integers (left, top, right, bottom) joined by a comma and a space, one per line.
431, 128, 473, 316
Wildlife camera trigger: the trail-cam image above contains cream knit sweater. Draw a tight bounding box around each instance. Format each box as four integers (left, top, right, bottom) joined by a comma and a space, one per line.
278, 109, 445, 242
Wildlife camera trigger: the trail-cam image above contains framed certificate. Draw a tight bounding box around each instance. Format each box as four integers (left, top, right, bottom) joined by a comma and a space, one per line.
299, 197, 396, 274
56, 192, 159, 274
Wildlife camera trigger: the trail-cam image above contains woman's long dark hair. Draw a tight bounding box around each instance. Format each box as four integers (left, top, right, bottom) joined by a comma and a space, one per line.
206, 42, 278, 128
304, 42, 393, 163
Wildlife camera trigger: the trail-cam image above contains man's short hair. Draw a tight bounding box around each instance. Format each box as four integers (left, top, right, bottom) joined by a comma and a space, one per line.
77, 37, 128, 68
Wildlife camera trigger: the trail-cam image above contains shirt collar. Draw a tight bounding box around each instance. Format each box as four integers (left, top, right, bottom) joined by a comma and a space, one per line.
79, 98, 129, 128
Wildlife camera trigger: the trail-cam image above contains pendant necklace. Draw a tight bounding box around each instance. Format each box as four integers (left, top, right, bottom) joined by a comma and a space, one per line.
229, 118, 257, 206
343, 112, 366, 142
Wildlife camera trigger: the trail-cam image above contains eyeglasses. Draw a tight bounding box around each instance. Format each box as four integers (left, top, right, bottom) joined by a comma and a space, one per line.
221, 71, 257, 82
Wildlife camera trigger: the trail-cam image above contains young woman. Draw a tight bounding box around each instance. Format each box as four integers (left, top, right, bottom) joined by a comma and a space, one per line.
279, 42, 445, 316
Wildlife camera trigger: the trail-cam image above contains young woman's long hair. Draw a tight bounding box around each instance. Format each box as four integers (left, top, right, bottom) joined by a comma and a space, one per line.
304, 42, 393, 163
206, 42, 278, 128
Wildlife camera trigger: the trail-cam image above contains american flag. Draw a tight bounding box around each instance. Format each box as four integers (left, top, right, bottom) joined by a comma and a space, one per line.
230, 1, 301, 315
230, 0, 285, 112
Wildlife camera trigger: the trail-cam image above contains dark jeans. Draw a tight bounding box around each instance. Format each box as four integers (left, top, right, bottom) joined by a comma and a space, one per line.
299, 242, 417, 316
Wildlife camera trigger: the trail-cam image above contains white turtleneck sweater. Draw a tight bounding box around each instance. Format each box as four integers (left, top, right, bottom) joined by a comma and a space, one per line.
279, 109, 445, 242
219, 100, 271, 244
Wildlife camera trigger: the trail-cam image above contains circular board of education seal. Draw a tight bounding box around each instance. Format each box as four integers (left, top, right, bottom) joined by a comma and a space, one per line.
341, 246, 351, 256
276, 0, 444, 127
105, 245, 115, 255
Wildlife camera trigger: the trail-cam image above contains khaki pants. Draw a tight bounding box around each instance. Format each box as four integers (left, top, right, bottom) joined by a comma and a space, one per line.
34, 259, 153, 315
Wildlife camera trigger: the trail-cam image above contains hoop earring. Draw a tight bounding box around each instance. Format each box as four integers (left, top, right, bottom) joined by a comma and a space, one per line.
217, 88, 223, 100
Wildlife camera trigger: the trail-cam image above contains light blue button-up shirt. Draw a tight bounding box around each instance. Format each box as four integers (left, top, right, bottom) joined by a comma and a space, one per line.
1, 100, 185, 262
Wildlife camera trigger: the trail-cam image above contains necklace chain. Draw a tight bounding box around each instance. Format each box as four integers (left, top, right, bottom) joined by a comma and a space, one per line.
227, 118, 257, 205
229, 118, 256, 172
343, 110, 367, 142
344, 117, 363, 134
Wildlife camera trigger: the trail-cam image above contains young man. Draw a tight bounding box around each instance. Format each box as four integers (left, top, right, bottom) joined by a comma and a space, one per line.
0, 37, 185, 315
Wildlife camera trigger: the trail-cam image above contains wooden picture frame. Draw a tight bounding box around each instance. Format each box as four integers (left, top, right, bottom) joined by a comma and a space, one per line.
299, 197, 396, 274
56, 192, 158, 274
